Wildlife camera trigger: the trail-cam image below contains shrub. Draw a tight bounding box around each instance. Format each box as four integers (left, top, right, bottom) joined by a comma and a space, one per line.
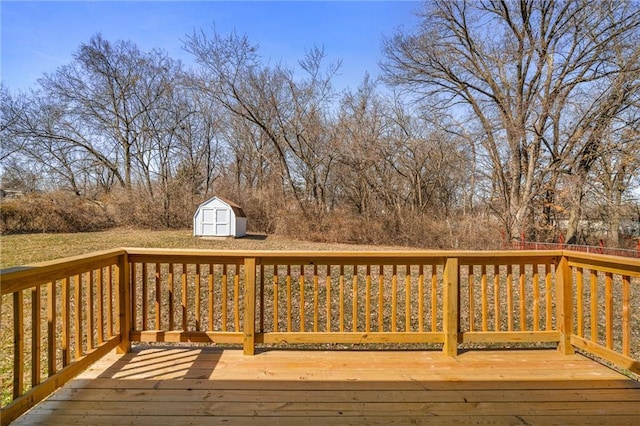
0, 192, 114, 234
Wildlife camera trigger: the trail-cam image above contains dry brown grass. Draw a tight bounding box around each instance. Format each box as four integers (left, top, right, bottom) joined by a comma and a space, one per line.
0, 228, 410, 269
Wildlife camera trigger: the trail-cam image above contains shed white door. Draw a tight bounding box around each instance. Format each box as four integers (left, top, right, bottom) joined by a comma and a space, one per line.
214, 208, 230, 235
201, 207, 231, 236
201, 208, 216, 235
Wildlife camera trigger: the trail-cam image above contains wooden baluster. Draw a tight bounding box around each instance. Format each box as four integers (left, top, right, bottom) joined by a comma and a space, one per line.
107, 266, 113, 338
519, 264, 526, 331
576, 267, 584, 337
314, 265, 319, 332
46, 281, 55, 376
481, 264, 488, 332
182, 263, 187, 332
545, 263, 552, 331
339, 265, 345, 332
141, 264, 148, 331
130, 264, 137, 331
86, 271, 94, 350
299, 265, 306, 332
116, 254, 131, 354
287, 265, 292, 332
418, 265, 424, 333
274, 265, 279, 333
74, 274, 82, 358
622, 275, 631, 356
235, 264, 241, 332
13, 290, 24, 399
168, 263, 175, 331
326, 265, 332, 332
431, 265, 438, 332
97, 267, 104, 344
378, 265, 384, 332
156, 263, 162, 331
62, 277, 71, 366
352, 265, 358, 332
494, 265, 501, 331
259, 264, 265, 333
507, 264, 513, 332
590, 270, 598, 342
33, 285, 42, 385
468, 265, 475, 332
405, 265, 411, 332
208, 264, 214, 331
366, 265, 372, 333
533, 264, 540, 332
605, 272, 613, 349
195, 264, 201, 332
222, 264, 228, 332
392, 265, 398, 332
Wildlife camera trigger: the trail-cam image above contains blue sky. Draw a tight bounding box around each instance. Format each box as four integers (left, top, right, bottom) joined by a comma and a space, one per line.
1, 1, 421, 94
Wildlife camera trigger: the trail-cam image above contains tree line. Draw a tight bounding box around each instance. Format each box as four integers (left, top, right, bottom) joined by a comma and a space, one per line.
2, 0, 639, 248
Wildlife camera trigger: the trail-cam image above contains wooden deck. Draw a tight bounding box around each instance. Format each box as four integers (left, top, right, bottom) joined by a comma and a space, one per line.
12, 347, 640, 425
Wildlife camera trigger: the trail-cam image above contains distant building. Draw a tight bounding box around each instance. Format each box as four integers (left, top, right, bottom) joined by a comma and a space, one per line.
193, 196, 247, 238
557, 218, 640, 238
0, 189, 24, 200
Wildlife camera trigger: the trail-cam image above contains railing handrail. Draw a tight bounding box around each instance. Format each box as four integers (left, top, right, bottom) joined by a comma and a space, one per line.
122, 247, 565, 257
0, 248, 126, 295
6, 247, 632, 281
4, 247, 639, 268
513, 240, 640, 258
562, 250, 640, 277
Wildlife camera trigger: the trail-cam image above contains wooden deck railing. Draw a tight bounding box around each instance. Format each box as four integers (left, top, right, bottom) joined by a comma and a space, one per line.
565, 252, 639, 373
1, 248, 638, 424
0, 249, 129, 425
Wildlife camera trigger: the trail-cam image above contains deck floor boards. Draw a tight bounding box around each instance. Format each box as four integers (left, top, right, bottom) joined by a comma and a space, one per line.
13, 347, 640, 425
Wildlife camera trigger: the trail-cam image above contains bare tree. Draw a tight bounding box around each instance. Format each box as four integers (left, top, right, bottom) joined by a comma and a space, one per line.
555, 38, 640, 243
184, 28, 341, 216
589, 112, 640, 245
1, 92, 103, 194
37, 34, 183, 192
333, 74, 388, 217
385, 100, 468, 218
382, 0, 640, 241
0, 86, 29, 162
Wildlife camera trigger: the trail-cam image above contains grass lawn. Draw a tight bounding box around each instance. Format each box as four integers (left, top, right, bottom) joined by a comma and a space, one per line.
0, 228, 409, 269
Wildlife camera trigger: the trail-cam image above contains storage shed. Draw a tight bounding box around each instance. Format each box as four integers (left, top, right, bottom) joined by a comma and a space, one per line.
193, 196, 247, 238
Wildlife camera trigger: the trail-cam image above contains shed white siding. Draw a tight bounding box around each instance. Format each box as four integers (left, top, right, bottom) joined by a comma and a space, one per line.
193, 197, 246, 238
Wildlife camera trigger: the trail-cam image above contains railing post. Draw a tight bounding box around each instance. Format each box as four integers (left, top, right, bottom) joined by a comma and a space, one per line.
443, 257, 459, 357
243, 257, 257, 355
117, 252, 131, 354
556, 254, 574, 355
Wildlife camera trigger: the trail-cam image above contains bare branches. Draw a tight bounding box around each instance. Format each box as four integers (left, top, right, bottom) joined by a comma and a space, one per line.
184, 26, 341, 214
382, 0, 640, 240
